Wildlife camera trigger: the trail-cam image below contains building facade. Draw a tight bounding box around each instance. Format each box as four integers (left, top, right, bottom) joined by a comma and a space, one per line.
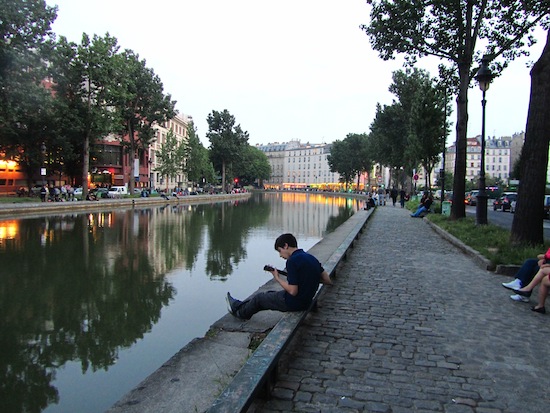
257, 141, 342, 190
148, 113, 192, 191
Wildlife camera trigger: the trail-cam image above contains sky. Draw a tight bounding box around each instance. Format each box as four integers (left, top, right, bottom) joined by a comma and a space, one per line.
45, 0, 546, 147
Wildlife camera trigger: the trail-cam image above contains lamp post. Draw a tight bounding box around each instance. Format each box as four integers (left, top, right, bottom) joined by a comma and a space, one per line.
474, 56, 494, 225
148, 158, 153, 190
40, 142, 47, 187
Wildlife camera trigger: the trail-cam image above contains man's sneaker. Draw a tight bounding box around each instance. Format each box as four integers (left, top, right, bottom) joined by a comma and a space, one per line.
510, 294, 530, 303
226, 292, 245, 319
502, 279, 522, 290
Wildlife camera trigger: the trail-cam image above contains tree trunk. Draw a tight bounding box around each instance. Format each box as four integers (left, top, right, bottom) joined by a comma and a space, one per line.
128, 122, 135, 194
510, 30, 550, 246
221, 159, 226, 193
82, 132, 90, 196
450, 62, 470, 220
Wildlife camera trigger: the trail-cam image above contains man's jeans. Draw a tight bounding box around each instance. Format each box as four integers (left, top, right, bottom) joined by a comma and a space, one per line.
238, 290, 289, 320
516, 258, 539, 286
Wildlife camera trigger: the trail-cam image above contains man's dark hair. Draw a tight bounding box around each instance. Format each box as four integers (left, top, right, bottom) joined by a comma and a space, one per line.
274, 233, 298, 250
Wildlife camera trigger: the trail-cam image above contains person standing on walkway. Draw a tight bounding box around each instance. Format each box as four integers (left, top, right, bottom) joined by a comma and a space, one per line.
390, 187, 398, 206
377, 186, 386, 206
226, 233, 332, 320
399, 189, 406, 208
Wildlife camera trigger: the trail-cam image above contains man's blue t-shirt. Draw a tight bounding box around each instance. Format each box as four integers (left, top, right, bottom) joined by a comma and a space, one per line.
284, 249, 323, 310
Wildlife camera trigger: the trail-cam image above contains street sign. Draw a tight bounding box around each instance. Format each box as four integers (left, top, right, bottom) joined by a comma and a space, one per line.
413, 174, 419, 181
377, 176, 382, 183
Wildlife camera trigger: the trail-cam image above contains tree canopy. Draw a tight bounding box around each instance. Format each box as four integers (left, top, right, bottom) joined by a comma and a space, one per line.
362, 0, 550, 219
113, 50, 176, 192
0, 0, 58, 188
206, 109, 249, 192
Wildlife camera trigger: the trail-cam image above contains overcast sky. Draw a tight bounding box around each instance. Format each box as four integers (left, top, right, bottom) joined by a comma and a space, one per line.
45, 0, 546, 147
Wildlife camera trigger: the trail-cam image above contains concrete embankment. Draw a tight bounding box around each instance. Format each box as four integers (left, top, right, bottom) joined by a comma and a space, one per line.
106, 209, 373, 413
0, 192, 251, 217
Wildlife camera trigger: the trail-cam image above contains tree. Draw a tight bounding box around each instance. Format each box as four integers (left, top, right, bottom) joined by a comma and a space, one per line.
206, 110, 249, 193
390, 69, 448, 190
184, 121, 215, 186
113, 50, 176, 193
234, 145, 271, 187
511, 30, 550, 246
369, 103, 411, 171
51, 33, 121, 197
327, 138, 357, 190
0, 0, 57, 189
155, 129, 185, 191
362, 0, 549, 220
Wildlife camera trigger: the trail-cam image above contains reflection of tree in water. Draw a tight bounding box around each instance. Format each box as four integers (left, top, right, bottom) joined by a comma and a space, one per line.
205, 197, 271, 280
0, 211, 174, 413
324, 206, 355, 235
153, 204, 207, 273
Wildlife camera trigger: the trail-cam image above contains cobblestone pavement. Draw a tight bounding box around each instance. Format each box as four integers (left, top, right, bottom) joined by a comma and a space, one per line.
254, 205, 550, 413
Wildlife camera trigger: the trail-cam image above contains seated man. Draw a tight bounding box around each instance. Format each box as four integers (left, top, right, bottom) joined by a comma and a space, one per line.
411, 194, 433, 217
226, 233, 332, 320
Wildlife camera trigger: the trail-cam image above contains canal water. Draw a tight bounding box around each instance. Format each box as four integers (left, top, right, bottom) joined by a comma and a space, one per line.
0, 192, 362, 413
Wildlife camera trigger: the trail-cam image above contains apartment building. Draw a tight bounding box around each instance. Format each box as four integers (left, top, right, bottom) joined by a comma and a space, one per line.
257, 141, 342, 190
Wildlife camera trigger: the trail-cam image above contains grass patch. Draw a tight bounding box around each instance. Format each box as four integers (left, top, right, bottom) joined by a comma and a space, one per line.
0, 196, 37, 204
427, 213, 544, 266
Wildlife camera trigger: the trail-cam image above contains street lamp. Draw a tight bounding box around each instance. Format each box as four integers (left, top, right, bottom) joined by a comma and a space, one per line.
148, 158, 153, 190
474, 56, 494, 225
40, 142, 47, 187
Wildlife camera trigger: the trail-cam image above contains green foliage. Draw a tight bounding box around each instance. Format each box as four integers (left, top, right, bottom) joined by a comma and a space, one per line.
369, 68, 449, 190
50, 33, 122, 192
207, 110, 249, 191
327, 133, 370, 188
184, 121, 215, 185
0, 0, 58, 189
155, 129, 185, 186
362, 0, 550, 220
235, 145, 271, 186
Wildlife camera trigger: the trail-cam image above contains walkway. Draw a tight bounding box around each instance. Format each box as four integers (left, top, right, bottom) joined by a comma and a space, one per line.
252, 205, 550, 413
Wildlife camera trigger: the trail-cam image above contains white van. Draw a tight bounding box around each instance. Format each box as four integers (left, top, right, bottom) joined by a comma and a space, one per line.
107, 186, 128, 198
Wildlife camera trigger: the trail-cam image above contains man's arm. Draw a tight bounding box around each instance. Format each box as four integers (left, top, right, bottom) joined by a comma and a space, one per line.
270, 269, 299, 296
320, 270, 332, 285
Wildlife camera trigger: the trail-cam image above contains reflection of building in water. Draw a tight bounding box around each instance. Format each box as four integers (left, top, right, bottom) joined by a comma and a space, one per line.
264, 192, 360, 238
0, 220, 18, 249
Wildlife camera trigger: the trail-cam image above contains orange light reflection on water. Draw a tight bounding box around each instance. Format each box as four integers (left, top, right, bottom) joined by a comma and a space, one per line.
281, 192, 351, 207
0, 220, 18, 240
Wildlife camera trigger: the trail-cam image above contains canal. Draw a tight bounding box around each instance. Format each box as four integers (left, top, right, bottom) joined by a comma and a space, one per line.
0, 192, 363, 413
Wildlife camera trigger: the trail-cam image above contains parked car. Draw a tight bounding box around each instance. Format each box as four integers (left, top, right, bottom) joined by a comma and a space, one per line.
107, 186, 128, 198
544, 195, 550, 219
493, 192, 517, 212
465, 190, 479, 206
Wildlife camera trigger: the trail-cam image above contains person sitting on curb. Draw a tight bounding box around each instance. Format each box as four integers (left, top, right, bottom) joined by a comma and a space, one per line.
410, 193, 433, 217
513, 269, 550, 314
501, 256, 542, 302
225, 233, 332, 320
513, 249, 550, 313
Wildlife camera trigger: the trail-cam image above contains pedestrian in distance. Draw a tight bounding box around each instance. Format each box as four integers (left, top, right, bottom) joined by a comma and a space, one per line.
390, 187, 398, 207
399, 189, 406, 208
377, 186, 386, 206
226, 233, 332, 320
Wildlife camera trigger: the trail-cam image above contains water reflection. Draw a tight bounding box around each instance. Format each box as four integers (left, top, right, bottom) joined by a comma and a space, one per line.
0, 192, 361, 412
